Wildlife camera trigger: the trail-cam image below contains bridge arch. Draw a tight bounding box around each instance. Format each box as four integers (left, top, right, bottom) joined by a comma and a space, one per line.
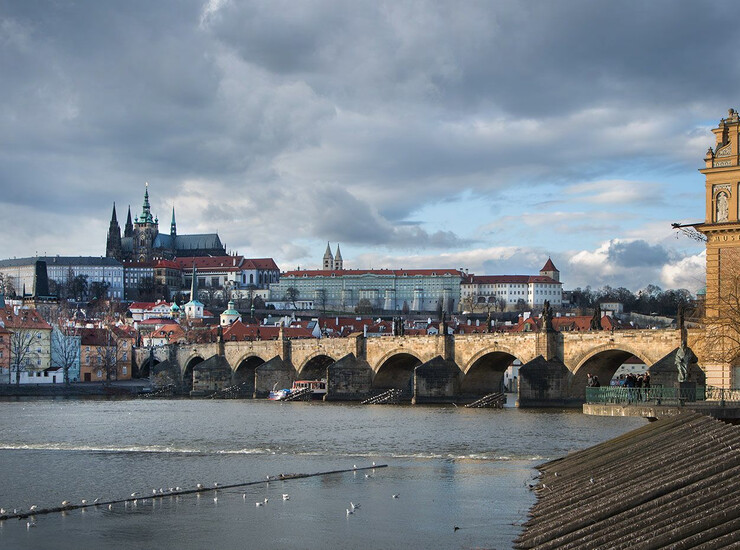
372, 350, 424, 391
233, 355, 265, 395
298, 352, 337, 379
571, 344, 654, 397
138, 356, 159, 379
462, 347, 524, 395
183, 355, 204, 391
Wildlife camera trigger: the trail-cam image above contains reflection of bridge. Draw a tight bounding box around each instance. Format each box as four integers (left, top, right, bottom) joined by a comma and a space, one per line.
135, 328, 689, 405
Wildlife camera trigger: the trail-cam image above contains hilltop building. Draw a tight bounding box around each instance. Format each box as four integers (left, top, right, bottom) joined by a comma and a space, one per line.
460, 258, 563, 311
0, 256, 123, 300
270, 264, 463, 313
105, 183, 226, 262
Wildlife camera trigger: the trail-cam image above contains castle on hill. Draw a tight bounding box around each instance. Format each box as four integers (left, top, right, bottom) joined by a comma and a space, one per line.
105, 184, 226, 262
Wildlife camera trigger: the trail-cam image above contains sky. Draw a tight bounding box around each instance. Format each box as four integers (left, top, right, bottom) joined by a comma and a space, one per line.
1, 1, 735, 294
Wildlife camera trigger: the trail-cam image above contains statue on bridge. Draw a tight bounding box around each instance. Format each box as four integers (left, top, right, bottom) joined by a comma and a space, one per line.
542, 300, 554, 332
590, 304, 602, 330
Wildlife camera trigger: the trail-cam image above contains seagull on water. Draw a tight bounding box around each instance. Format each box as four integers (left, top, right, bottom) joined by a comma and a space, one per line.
214, 482, 221, 488
196, 483, 204, 489
365, 473, 373, 479
29, 505, 38, 512
213, 496, 218, 503
108, 504, 113, 511
94, 498, 100, 504
264, 498, 269, 504
27, 521, 36, 529
131, 492, 140, 497
61, 501, 70, 507
256, 502, 264, 507
346, 508, 354, 516
392, 494, 399, 499
81, 500, 87, 505
0, 508, 5, 514
282, 494, 290, 501
350, 502, 360, 511
243, 493, 247, 500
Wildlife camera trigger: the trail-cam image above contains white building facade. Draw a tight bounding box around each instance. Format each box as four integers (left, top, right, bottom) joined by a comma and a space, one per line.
461, 259, 563, 311
269, 268, 465, 312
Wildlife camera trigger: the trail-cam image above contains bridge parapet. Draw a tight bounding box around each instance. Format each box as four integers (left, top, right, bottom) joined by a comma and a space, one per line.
563, 329, 679, 373
365, 335, 442, 371
453, 333, 539, 372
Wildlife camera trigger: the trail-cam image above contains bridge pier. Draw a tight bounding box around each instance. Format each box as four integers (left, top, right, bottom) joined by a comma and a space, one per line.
518, 356, 581, 407
325, 354, 373, 401
254, 356, 295, 398
412, 356, 461, 404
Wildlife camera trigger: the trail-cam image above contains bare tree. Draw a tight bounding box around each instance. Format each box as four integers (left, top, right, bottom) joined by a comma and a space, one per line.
285, 287, 299, 310
694, 250, 740, 368
8, 322, 40, 384
0, 273, 16, 297
93, 328, 120, 384
51, 326, 80, 385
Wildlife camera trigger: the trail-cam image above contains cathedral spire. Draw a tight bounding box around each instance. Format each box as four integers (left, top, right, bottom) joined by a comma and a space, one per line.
139, 182, 154, 224
124, 205, 133, 237
171, 206, 177, 236
106, 202, 122, 259
334, 244, 343, 270
322, 242, 334, 270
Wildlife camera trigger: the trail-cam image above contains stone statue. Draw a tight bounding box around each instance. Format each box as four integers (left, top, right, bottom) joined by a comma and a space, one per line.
717, 191, 729, 222
677, 302, 687, 349
542, 300, 554, 331
486, 311, 492, 333
675, 345, 692, 383
590, 304, 602, 330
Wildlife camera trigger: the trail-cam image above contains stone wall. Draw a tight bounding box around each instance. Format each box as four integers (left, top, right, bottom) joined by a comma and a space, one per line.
254, 357, 295, 398
326, 354, 373, 400
413, 356, 461, 404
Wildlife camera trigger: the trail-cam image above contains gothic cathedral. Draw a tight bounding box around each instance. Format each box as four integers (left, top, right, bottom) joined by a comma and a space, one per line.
105, 184, 226, 262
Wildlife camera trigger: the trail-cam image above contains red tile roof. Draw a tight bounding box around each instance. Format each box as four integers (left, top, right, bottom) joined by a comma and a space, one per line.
218, 321, 314, 341
0, 307, 52, 330
541, 258, 558, 272
243, 258, 279, 270
465, 275, 561, 285
154, 259, 181, 269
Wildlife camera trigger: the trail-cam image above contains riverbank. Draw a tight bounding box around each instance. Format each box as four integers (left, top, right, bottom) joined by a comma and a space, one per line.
0, 380, 150, 397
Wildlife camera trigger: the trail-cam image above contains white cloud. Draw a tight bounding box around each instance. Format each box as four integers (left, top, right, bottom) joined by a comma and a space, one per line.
660, 251, 706, 292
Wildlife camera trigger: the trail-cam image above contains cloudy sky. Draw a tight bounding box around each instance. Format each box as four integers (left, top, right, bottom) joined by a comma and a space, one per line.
2, 1, 733, 293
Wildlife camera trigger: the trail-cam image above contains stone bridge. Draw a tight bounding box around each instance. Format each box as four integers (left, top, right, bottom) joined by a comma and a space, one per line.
135, 327, 695, 406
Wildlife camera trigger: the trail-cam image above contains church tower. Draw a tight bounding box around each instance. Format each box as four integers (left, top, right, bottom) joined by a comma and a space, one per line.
124, 205, 134, 238
105, 203, 122, 259
170, 206, 177, 237
333, 244, 343, 270
322, 242, 334, 270
697, 109, 740, 317
540, 257, 559, 282
132, 183, 159, 262
696, 108, 740, 388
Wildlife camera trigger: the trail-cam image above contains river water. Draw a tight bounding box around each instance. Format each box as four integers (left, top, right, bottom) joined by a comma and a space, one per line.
0, 398, 644, 549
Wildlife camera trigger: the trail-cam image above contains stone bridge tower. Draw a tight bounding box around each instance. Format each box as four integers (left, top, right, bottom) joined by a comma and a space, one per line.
697, 108, 740, 387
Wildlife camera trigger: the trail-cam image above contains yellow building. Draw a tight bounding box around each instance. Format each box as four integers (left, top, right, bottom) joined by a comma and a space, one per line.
696, 108, 740, 387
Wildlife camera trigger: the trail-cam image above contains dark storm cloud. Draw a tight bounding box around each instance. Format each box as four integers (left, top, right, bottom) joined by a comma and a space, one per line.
0, 0, 734, 264
607, 240, 672, 268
